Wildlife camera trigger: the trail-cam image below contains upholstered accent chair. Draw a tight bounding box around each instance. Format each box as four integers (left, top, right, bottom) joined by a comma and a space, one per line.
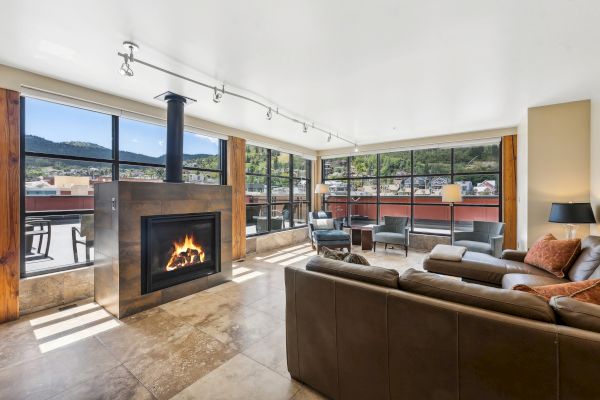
373, 216, 410, 256
454, 221, 505, 258
308, 211, 351, 254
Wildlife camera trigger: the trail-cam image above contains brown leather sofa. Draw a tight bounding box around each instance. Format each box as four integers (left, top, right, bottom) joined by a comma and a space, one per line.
423, 235, 600, 288
286, 256, 600, 400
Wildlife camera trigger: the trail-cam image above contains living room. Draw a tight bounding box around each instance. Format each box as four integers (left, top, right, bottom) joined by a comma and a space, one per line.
1, 1, 600, 399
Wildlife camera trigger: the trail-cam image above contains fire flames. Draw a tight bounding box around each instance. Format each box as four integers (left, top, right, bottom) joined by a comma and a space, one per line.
165, 234, 205, 271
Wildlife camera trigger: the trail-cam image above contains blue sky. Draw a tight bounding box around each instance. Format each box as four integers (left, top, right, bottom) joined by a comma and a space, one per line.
25, 98, 219, 156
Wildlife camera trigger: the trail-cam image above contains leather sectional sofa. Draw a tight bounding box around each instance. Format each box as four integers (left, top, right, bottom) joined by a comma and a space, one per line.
423, 235, 600, 288
285, 255, 600, 400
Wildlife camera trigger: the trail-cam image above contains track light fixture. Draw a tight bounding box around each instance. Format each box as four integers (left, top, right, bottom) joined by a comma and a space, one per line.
213, 85, 224, 103
119, 41, 138, 77
116, 41, 358, 149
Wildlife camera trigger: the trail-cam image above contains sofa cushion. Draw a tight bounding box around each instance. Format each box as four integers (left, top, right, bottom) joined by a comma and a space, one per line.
568, 236, 600, 281
306, 255, 399, 288
313, 230, 350, 242
550, 296, 600, 333
453, 240, 493, 255
502, 273, 568, 289
524, 233, 581, 278
313, 218, 334, 230
514, 279, 600, 304
322, 246, 346, 261
423, 251, 555, 286
373, 232, 405, 244
398, 269, 555, 322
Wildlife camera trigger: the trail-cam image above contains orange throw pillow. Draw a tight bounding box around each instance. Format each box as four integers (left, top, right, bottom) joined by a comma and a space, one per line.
524, 233, 581, 278
514, 279, 600, 305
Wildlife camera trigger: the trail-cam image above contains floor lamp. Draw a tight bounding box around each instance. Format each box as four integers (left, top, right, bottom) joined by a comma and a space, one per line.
442, 184, 463, 245
314, 184, 330, 212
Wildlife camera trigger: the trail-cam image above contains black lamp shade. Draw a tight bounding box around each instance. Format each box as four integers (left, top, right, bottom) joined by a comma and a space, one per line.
549, 203, 596, 224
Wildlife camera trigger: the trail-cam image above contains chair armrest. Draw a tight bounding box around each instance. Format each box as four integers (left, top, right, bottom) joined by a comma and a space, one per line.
501, 249, 527, 262
372, 224, 384, 234
490, 235, 504, 258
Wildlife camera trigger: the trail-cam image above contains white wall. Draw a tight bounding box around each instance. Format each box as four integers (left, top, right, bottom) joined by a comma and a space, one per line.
526, 100, 590, 246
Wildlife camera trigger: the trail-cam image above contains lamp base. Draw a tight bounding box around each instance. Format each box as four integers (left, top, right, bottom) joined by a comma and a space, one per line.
564, 224, 577, 240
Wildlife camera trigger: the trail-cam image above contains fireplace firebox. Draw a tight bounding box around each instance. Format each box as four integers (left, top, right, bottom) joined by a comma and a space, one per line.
141, 212, 220, 294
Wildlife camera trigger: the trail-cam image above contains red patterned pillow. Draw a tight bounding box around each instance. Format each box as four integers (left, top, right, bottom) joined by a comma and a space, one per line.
514, 279, 600, 305
524, 233, 581, 278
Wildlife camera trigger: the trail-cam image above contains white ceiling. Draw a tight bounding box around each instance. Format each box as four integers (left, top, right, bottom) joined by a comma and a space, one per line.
1, 0, 600, 150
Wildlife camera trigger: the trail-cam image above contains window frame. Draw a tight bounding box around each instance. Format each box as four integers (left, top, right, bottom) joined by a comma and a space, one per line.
322, 145, 502, 235
20, 96, 226, 278
245, 145, 311, 237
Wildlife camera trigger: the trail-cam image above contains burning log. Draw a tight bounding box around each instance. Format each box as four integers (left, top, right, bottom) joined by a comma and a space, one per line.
165, 234, 206, 271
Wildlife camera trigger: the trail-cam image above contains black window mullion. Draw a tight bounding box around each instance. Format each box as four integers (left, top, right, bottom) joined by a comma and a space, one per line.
112, 115, 119, 181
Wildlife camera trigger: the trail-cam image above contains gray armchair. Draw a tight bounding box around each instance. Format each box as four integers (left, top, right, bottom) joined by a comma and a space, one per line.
453, 221, 505, 258
373, 216, 410, 256
308, 211, 351, 254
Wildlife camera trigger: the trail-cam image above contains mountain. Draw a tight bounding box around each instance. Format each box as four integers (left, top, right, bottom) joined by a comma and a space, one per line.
25, 135, 215, 165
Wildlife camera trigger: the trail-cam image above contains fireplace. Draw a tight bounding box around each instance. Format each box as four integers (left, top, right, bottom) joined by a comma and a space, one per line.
141, 212, 221, 294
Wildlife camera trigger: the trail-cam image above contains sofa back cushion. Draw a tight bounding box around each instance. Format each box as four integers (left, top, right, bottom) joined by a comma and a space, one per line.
313, 218, 335, 230
398, 269, 555, 322
569, 236, 600, 281
524, 233, 581, 278
550, 296, 600, 333
306, 255, 399, 288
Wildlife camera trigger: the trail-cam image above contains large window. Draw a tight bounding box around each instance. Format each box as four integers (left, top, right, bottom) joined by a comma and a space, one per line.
322, 143, 501, 234
21, 97, 225, 277
245, 144, 311, 236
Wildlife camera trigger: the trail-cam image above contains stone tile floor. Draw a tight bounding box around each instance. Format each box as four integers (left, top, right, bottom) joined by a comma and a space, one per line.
0, 242, 426, 400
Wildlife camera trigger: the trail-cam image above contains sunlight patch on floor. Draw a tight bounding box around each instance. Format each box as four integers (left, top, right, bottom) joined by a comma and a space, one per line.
39, 319, 121, 353
232, 270, 264, 283
28, 302, 121, 354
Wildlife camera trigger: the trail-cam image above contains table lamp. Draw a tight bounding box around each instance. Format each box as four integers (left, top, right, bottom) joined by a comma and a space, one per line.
549, 202, 596, 239
441, 184, 463, 244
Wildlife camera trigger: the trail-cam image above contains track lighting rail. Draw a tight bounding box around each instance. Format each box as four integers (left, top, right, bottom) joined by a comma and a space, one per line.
117, 43, 357, 148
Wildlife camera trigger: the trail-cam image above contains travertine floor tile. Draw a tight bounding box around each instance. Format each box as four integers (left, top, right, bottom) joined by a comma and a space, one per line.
248, 289, 286, 321
49, 365, 154, 400
291, 385, 329, 400
243, 325, 289, 378
160, 290, 251, 326
0, 337, 119, 400
123, 325, 237, 400
172, 353, 299, 400
197, 308, 283, 351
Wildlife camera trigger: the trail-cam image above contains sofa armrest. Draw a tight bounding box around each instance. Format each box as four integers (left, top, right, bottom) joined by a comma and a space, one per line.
501, 249, 527, 262
490, 235, 504, 258
550, 296, 600, 333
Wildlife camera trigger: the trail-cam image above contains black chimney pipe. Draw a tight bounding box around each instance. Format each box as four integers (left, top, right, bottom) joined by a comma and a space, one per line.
164, 93, 187, 183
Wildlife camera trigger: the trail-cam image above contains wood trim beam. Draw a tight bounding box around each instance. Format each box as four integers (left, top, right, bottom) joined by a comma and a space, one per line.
227, 136, 246, 259
0, 89, 20, 322
502, 135, 517, 249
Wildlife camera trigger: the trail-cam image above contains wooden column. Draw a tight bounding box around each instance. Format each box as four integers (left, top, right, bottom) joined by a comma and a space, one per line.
502, 135, 517, 249
0, 89, 20, 322
313, 156, 322, 211
227, 136, 246, 259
